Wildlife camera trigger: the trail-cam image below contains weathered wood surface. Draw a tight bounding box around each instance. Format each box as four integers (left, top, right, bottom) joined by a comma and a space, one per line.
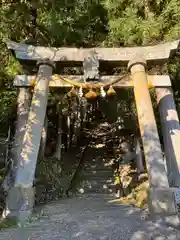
128, 59, 169, 188
156, 87, 180, 187
14, 74, 171, 88
7, 40, 179, 63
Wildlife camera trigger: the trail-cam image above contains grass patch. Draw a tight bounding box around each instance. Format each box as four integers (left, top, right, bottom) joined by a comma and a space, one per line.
116, 180, 149, 209
0, 218, 17, 230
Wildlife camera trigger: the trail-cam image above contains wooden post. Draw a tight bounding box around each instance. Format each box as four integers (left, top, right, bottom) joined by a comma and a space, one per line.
128, 57, 178, 218
5, 60, 55, 221
39, 114, 48, 160
72, 110, 81, 146
156, 87, 180, 187
54, 103, 62, 160
134, 137, 145, 174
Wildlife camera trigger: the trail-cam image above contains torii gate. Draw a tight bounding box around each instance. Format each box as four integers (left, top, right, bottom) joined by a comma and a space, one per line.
4, 40, 180, 223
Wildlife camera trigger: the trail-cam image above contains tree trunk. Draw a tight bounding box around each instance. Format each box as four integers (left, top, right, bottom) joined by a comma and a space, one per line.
144, 0, 151, 19
134, 137, 145, 174
39, 114, 48, 160
54, 104, 62, 160
73, 99, 82, 146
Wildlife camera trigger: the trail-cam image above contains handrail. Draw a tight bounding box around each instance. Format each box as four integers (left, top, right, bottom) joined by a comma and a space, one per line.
66, 128, 97, 195
0, 127, 11, 145
66, 138, 92, 196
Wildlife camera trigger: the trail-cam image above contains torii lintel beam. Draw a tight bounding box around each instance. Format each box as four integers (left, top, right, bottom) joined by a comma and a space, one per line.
14, 75, 171, 88
7, 40, 180, 65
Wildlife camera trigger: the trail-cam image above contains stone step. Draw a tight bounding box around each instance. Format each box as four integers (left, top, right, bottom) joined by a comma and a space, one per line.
84, 167, 113, 172
82, 177, 114, 183
84, 161, 113, 170
82, 170, 114, 178
83, 165, 114, 172
82, 178, 115, 187
78, 184, 117, 194
81, 188, 114, 194
80, 184, 115, 191
91, 158, 114, 163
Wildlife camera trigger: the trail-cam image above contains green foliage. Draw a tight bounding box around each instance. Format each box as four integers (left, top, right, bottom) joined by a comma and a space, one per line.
35, 157, 63, 204
103, 0, 180, 46
168, 55, 180, 114
38, 0, 108, 47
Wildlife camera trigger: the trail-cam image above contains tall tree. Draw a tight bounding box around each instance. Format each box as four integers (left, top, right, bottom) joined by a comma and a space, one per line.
103, 0, 180, 46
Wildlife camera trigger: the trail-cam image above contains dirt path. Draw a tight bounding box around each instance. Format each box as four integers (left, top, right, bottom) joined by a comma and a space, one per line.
0, 194, 180, 240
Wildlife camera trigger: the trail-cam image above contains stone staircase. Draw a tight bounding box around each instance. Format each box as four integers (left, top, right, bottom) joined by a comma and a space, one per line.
79, 138, 118, 195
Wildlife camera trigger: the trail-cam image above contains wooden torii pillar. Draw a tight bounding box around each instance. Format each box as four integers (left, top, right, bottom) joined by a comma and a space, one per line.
5, 40, 180, 222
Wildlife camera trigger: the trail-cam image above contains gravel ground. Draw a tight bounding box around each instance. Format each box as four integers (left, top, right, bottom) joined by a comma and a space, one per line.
0, 194, 180, 240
